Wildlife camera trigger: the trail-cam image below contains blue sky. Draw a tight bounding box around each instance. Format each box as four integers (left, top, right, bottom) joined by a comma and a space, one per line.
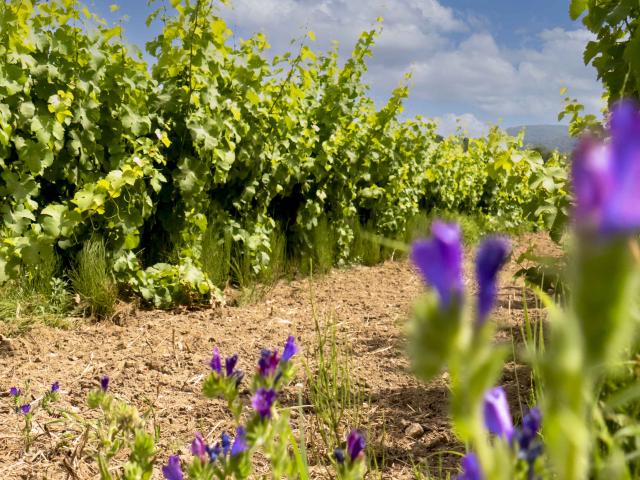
88, 0, 602, 136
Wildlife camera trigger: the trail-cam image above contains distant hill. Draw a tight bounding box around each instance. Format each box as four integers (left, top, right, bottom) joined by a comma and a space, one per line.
506, 124, 576, 153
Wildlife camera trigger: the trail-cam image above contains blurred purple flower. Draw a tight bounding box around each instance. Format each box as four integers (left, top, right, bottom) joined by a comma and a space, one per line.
281, 336, 298, 362
225, 354, 238, 376
411, 221, 464, 308
522, 407, 542, 440
206, 443, 222, 462
162, 455, 184, 480
475, 237, 510, 323
100, 375, 109, 392
483, 386, 514, 441
456, 452, 484, 480
572, 100, 640, 235
191, 432, 207, 463
252, 388, 277, 418
334, 448, 345, 464
258, 349, 280, 377
231, 427, 248, 456
20, 404, 30, 415
210, 348, 222, 374
221, 432, 231, 456
9, 386, 19, 397
51, 381, 60, 393
516, 407, 543, 466
572, 139, 612, 231
346, 430, 365, 460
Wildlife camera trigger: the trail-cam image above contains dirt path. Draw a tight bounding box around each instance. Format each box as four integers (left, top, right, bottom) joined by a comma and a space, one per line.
0, 232, 559, 479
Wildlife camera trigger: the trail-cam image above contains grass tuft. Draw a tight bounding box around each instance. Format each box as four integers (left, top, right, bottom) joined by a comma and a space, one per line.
306, 312, 366, 462
70, 239, 118, 320
201, 226, 232, 288
0, 254, 71, 335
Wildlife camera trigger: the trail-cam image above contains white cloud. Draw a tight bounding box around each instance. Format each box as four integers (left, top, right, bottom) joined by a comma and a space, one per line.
407, 27, 602, 122
219, 0, 603, 126
221, 0, 462, 59
435, 112, 489, 137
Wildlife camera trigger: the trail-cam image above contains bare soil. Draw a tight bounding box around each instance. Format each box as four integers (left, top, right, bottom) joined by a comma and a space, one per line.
0, 232, 560, 479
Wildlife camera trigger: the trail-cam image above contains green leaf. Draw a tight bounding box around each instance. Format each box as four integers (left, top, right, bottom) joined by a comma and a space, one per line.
19, 102, 35, 119
623, 30, 640, 94
569, 0, 588, 20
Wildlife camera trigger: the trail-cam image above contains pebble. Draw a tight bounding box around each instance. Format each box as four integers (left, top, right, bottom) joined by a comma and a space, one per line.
405, 422, 424, 439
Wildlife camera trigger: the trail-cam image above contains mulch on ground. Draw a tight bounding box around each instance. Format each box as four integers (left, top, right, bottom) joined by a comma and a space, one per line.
0, 232, 560, 479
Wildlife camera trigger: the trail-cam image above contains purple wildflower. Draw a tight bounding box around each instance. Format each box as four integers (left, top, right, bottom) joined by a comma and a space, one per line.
281, 336, 299, 362
251, 388, 277, 418
231, 427, 248, 456
334, 448, 345, 464
521, 407, 542, 441
9, 386, 19, 397
475, 237, 510, 323
572, 100, 640, 235
456, 453, 484, 480
572, 139, 612, 231
225, 354, 238, 376
51, 381, 60, 393
162, 455, 184, 480
206, 443, 222, 462
100, 375, 109, 392
221, 432, 232, 456
258, 349, 280, 377
191, 432, 207, 463
411, 221, 464, 308
516, 407, 544, 467
483, 386, 514, 441
20, 404, 31, 415
346, 430, 365, 460
210, 348, 222, 374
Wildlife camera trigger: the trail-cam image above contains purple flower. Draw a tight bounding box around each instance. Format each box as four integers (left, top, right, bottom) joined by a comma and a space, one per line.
334, 448, 345, 464
522, 407, 542, 438
20, 404, 31, 415
346, 430, 365, 460
9, 386, 19, 397
411, 221, 464, 308
483, 386, 514, 441
51, 381, 60, 393
191, 432, 207, 463
572, 100, 640, 235
162, 455, 184, 480
516, 407, 543, 456
100, 375, 109, 392
252, 388, 277, 418
206, 443, 222, 462
221, 432, 231, 456
281, 336, 298, 362
258, 349, 280, 377
210, 348, 222, 374
225, 354, 238, 376
456, 453, 484, 480
572, 139, 612, 231
231, 427, 248, 456
475, 237, 510, 323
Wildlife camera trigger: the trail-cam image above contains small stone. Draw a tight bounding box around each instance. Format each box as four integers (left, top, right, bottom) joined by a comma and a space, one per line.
0, 335, 15, 355
405, 423, 424, 439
